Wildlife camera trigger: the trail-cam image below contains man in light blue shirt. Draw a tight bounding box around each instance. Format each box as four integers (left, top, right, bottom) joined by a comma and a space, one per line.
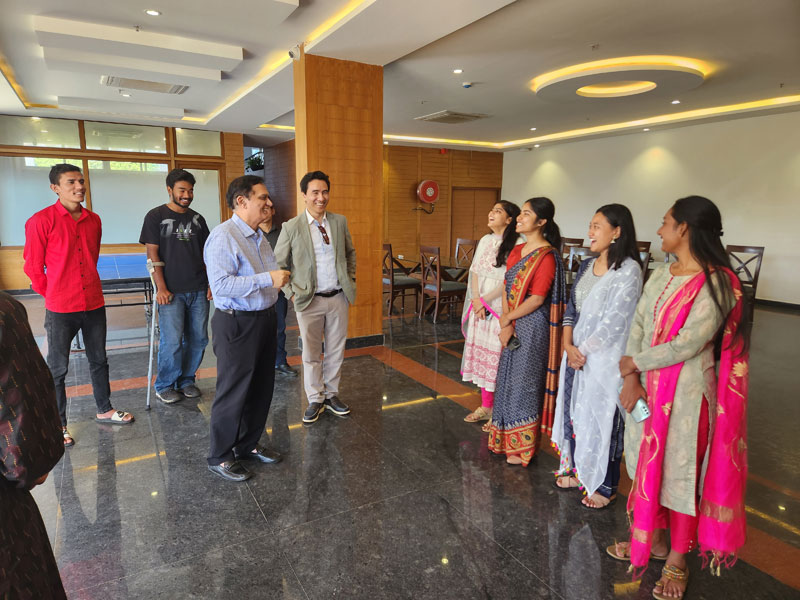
203, 175, 290, 482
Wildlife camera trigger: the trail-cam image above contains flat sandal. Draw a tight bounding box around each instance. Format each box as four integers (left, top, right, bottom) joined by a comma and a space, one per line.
464, 406, 491, 423
652, 564, 689, 600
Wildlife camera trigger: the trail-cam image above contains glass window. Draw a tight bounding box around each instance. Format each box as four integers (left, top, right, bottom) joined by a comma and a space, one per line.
87, 161, 170, 243
84, 122, 166, 153
180, 168, 222, 229
0, 156, 71, 246
175, 128, 221, 156
0, 115, 80, 148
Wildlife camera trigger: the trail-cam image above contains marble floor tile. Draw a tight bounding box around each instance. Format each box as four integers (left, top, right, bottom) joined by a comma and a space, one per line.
277, 489, 561, 600
70, 534, 307, 600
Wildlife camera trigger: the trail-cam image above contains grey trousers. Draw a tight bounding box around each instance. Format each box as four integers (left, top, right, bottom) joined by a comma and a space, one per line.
295, 292, 349, 404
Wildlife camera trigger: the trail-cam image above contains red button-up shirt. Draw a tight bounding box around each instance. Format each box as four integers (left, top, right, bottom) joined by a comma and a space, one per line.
23, 201, 105, 313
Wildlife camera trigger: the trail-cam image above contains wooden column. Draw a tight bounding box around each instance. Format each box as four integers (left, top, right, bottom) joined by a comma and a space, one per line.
293, 52, 384, 341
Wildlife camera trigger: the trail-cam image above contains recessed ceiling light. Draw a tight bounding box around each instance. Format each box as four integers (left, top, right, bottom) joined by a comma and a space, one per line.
121, 93, 131, 97
31, 117, 41, 121
529, 127, 537, 131
671, 99, 681, 104
534, 144, 540, 148
383, 141, 388, 145
643, 128, 650, 131
453, 69, 463, 74
40, 130, 48, 133
145, 9, 161, 16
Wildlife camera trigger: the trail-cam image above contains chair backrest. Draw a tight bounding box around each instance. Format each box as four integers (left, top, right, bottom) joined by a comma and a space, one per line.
568, 246, 598, 272
639, 251, 651, 268
636, 240, 651, 252
726, 245, 765, 291
560, 237, 584, 258
382, 243, 393, 282
454, 238, 477, 267
420, 245, 441, 290
664, 252, 677, 263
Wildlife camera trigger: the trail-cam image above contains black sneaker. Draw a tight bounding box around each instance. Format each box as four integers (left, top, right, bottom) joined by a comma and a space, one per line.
303, 402, 325, 423
324, 396, 350, 417
156, 388, 183, 404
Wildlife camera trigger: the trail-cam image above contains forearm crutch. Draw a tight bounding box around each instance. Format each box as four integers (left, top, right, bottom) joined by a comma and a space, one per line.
145, 258, 165, 410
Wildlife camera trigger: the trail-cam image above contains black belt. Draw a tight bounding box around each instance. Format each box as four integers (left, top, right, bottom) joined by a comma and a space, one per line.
315, 289, 342, 298
217, 306, 275, 317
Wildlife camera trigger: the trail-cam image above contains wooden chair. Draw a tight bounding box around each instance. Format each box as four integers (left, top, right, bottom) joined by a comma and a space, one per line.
566, 246, 598, 285
446, 238, 477, 281
382, 243, 418, 316
560, 237, 584, 258
639, 251, 653, 283
726, 244, 765, 323
454, 238, 478, 267
636, 240, 652, 252
419, 245, 467, 324
664, 252, 677, 263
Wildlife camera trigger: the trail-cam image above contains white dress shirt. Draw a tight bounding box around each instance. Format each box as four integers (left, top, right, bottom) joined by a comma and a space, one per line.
306, 210, 339, 293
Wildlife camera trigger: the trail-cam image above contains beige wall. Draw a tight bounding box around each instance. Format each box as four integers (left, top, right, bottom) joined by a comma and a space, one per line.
501, 110, 800, 304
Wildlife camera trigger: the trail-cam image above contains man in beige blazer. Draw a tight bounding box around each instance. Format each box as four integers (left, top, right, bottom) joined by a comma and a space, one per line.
273, 171, 356, 423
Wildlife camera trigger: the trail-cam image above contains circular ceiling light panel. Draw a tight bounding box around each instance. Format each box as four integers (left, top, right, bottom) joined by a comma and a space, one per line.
531, 55, 711, 102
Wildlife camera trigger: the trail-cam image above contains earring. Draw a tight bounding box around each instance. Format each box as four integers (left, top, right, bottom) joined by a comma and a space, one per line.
611, 237, 617, 244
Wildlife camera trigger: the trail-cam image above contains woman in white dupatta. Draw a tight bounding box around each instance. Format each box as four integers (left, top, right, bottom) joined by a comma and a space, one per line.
461, 201, 522, 428
551, 204, 643, 508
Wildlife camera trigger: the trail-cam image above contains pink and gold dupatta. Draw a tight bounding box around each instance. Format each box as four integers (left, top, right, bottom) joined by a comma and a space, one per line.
629, 268, 748, 573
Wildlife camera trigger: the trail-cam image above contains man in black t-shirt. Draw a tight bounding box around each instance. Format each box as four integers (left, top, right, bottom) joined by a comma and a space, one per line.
139, 169, 211, 404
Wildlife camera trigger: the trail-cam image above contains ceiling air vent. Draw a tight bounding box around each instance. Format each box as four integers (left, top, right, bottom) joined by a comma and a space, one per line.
100, 76, 189, 95
414, 110, 488, 124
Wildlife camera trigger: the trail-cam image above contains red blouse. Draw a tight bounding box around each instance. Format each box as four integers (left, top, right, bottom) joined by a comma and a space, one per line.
506, 245, 556, 297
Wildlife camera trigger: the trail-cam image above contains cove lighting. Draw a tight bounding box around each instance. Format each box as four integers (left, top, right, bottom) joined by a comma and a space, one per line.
258, 124, 296, 131
145, 9, 161, 16
382, 94, 800, 150
576, 80, 657, 98
184, 0, 373, 124
530, 55, 714, 93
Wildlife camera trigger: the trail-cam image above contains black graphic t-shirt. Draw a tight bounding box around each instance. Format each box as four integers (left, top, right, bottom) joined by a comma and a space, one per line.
139, 204, 210, 293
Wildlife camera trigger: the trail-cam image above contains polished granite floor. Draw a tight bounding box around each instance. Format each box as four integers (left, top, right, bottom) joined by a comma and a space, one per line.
20, 296, 800, 599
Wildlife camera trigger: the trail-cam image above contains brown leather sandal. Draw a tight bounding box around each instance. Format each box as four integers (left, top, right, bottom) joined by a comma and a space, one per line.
605, 541, 668, 562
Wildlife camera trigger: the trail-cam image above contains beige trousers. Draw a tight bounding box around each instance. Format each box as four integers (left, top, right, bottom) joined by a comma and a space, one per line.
295, 292, 349, 404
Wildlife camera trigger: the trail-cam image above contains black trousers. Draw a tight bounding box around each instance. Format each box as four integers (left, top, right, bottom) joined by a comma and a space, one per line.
44, 307, 113, 426
208, 308, 277, 466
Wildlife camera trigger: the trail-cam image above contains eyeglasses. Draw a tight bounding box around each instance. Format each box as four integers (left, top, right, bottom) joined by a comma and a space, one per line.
316, 224, 330, 245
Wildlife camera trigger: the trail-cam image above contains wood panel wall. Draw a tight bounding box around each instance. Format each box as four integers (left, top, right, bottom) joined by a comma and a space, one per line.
294, 53, 384, 340
384, 147, 503, 262
221, 132, 244, 221
263, 139, 297, 222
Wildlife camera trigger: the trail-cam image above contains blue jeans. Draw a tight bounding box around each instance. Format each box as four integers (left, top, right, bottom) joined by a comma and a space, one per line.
155, 292, 209, 393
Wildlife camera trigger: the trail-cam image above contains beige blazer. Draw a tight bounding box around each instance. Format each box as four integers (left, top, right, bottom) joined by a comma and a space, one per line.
273, 211, 357, 312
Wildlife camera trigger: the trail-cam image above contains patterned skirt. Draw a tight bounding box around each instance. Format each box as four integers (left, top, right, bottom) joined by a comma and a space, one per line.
461, 313, 503, 392
488, 303, 551, 466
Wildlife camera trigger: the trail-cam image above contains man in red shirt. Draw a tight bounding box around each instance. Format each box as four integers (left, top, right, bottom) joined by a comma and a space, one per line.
23, 163, 134, 447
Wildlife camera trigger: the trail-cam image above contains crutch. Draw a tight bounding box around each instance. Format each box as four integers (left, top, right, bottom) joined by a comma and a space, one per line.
145, 258, 165, 410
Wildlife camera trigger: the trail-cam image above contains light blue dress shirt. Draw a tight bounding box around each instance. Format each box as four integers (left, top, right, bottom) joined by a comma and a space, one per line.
204, 214, 278, 311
